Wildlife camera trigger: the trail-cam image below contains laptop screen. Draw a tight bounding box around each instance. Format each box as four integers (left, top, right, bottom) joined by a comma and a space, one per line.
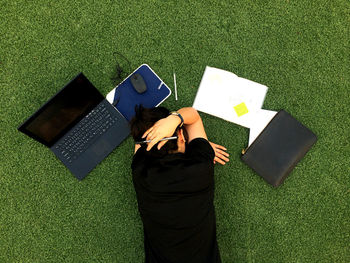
18, 73, 104, 147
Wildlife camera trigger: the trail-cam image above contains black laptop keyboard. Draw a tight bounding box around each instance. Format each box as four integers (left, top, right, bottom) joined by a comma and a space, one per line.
55, 103, 118, 163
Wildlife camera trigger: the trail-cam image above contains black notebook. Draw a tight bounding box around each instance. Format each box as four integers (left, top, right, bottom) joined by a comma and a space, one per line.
241, 110, 317, 187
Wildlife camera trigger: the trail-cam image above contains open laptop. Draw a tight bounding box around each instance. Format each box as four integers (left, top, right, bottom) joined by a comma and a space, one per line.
18, 73, 130, 180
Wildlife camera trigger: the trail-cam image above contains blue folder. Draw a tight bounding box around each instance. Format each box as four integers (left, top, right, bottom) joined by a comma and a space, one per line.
106, 64, 172, 121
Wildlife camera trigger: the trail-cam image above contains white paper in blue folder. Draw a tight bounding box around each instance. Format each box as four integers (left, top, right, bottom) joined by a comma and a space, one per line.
192, 66, 277, 146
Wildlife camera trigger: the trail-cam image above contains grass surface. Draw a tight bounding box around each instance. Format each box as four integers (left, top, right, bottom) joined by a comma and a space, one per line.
1, 0, 349, 262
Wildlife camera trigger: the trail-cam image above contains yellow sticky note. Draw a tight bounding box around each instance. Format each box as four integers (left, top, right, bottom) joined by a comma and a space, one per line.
234, 102, 249, 117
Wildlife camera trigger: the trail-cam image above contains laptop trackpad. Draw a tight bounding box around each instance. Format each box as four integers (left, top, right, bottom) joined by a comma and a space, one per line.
91, 139, 110, 156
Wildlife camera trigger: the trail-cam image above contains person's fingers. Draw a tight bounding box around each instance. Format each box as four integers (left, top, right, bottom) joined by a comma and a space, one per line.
146, 129, 160, 141
157, 140, 168, 150
146, 139, 157, 151
216, 149, 229, 157
211, 144, 229, 155
215, 144, 227, 151
146, 135, 163, 151
216, 152, 230, 162
214, 156, 226, 165
210, 142, 228, 153
142, 127, 153, 138
212, 143, 227, 151
211, 142, 227, 150
147, 131, 156, 141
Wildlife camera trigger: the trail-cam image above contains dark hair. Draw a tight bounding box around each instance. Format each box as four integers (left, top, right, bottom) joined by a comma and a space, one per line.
130, 105, 180, 155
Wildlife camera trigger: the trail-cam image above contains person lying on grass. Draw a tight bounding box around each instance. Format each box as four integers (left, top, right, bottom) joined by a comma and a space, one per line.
130, 106, 229, 263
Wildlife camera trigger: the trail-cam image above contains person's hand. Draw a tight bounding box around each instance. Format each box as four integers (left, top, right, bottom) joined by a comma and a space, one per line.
142, 115, 180, 151
209, 142, 230, 165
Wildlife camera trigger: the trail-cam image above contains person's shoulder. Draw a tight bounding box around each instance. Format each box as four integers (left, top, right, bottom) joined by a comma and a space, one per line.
186, 138, 215, 162
187, 137, 210, 147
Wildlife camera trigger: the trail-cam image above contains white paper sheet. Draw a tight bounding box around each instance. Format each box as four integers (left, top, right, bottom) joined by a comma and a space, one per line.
193, 66, 268, 128
248, 109, 277, 146
193, 66, 276, 146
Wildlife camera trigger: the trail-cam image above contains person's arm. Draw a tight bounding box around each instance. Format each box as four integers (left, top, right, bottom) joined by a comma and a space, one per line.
142, 107, 229, 164
178, 108, 229, 164
142, 107, 205, 151
179, 107, 208, 142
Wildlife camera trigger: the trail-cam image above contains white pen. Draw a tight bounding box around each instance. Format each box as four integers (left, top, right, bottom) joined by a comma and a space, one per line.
135, 136, 178, 145
173, 72, 178, 101
157, 81, 163, 90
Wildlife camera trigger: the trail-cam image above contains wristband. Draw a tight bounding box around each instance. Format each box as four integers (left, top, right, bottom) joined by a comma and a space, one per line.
170, 111, 184, 127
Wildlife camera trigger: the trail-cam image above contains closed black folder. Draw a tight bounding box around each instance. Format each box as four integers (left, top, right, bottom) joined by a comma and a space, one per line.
241, 110, 317, 187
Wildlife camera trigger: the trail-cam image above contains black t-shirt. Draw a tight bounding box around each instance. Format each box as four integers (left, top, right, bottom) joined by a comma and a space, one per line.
131, 138, 221, 263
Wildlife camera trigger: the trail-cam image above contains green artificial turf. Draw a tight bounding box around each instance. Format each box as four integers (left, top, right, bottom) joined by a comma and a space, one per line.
1, 0, 349, 262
